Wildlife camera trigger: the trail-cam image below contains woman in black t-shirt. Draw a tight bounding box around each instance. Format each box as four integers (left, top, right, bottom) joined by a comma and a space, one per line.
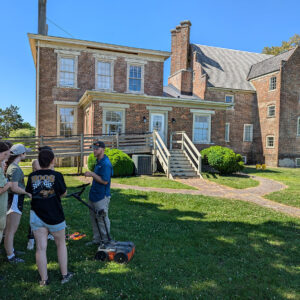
26, 150, 73, 286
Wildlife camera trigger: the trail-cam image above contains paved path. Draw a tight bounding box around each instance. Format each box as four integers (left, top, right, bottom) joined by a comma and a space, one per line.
79, 175, 300, 218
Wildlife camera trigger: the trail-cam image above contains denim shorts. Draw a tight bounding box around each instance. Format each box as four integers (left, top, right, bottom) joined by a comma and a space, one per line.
30, 210, 66, 233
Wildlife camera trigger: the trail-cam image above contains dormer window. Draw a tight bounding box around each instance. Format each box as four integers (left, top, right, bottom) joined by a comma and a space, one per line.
269, 76, 277, 90
225, 95, 234, 103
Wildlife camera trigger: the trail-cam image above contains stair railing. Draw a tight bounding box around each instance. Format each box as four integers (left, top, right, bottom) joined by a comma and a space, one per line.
170, 131, 202, 176
153, 130, 171, 178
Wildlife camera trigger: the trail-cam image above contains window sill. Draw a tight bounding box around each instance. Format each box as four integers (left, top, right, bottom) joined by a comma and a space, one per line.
56, 86, 80, 90
267, 116, 275, 118
193, 141, 214, 145
243, 140, 253, 143
93, 88, 115, 93
126, 90, 144, 95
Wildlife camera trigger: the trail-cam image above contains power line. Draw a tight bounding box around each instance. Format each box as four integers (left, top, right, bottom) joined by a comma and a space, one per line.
46, 17, 75, 38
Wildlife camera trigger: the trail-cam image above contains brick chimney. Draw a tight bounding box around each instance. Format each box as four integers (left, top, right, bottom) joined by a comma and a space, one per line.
38, 0, 48, 35
168, 20, 192, 95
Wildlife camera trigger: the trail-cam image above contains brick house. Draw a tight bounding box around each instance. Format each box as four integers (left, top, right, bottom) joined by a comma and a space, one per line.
28, 15, 300, 168
167, 21, 300, 167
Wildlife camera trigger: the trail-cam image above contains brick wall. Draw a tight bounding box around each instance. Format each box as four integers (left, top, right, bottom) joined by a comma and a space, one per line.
251, 72, 281, 166
38, 47, 165, 137
278, 47, 300, 167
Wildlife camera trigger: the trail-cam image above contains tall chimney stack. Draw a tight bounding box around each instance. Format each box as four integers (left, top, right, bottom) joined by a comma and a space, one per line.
38, 0, 48, 35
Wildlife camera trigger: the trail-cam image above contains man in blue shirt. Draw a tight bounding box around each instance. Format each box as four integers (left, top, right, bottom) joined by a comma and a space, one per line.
84, 141, 113, 245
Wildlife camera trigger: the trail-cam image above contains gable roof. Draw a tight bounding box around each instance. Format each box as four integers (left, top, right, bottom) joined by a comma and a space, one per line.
192, 44, 272, 91
247, 48, 296, 80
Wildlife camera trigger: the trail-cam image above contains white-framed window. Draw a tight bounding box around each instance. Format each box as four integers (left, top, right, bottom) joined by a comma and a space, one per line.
243, 124, 253, 142
225, 123, 230, 142
266, 135, 275, 148
95, 60, 113, 90
269, 76, 277, 90
242, 156, 247, 164
102, 109, 125, 135
193, 114, 211, 144
267, 105, 276, 118
128, 65, 143, 93
55, 50, 80, 88
225, 95, 234, 103
297, 117, 300, 136
296, 158, 300, 167
57, 106, 77, 136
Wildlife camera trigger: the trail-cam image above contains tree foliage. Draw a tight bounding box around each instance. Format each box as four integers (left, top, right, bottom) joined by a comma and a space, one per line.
262, 34, 300, 56
0, 105, 35, 138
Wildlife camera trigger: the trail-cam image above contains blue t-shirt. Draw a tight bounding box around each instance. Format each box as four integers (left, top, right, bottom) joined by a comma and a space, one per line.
89, 155, 113, 202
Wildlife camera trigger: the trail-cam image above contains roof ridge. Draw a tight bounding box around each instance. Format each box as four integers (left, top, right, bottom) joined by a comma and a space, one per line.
192, 43, 273, 56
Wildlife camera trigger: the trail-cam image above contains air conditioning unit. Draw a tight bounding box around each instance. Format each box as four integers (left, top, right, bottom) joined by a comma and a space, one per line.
132, 155, 152, 175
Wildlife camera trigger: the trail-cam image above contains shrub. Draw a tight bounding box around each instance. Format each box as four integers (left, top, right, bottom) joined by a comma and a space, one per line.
200, 146, 244, 175
87, 148, 134, 177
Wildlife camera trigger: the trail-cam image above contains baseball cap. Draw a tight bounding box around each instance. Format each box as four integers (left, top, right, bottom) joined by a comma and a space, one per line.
10, 144, 31, 155
91, 141, 105, 149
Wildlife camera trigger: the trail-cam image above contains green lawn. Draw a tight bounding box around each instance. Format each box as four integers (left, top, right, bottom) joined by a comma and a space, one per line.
112, 175, 197, 190
203, 172, 260, 189
244, 166, 300, 208
1, 176, 300, 299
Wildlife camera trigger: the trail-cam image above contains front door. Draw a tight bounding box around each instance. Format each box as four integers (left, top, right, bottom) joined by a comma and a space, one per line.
150, 113, 165, 142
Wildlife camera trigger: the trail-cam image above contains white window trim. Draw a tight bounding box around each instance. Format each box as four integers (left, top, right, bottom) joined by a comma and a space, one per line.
192, 113, 212, 144
95, 58, 115, 92
267, 105, 276, 118
266, 135, 275, 149
102, 107, 126, 135
126, 63, 145, 94
243, 124, 253, 142
296, 158, 300, 167
297, 117, 300, 136
269, 76, 277, 91
225, 94, 234, 103
55, 50, 80, 88
56, 105, 78, 136
225, 123, 230, 142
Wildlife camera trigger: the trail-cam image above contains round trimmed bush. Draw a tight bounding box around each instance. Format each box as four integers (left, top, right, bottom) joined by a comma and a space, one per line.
200, 146, 244, 175
87, 148, 134, 177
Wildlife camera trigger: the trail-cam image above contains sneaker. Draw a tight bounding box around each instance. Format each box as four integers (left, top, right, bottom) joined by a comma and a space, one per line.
39, 279, 49, 287
8, 256, 24, 263
27, 239, 35, 250
61, 272, 74, 284
48, 234, 54, 241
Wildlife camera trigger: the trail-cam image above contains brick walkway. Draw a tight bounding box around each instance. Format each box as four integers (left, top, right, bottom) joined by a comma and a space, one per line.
79, 175, 300, 218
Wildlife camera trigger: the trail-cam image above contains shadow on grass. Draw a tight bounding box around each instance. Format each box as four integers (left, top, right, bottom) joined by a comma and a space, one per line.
244, 167, 281, 174
1, 188, 299, 299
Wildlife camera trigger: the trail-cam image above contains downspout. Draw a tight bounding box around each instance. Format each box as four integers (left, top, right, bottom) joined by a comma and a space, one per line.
36, 41, 40, 136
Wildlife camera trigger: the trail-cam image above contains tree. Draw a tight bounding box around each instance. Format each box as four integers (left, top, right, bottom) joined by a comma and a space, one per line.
0, 105, 34, 138
262, 34, 300, 56
9, 128, 36, 148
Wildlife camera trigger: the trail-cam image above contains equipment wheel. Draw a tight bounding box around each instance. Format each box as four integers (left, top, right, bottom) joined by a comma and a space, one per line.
114, 252, 128, 264
95, 251, 108, 261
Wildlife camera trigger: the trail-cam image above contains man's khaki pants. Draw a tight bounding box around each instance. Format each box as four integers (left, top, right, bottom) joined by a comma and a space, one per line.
89, 196, 111, 243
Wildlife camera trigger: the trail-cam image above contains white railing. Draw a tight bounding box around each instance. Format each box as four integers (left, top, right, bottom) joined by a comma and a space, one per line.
170, 131, 202, 176
152, 130, 171, 178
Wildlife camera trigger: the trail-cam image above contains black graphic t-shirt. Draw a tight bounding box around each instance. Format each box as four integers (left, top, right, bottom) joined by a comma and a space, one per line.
26, 169, 67, 225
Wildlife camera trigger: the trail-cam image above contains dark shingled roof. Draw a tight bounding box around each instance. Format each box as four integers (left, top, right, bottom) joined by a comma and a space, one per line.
247, 48, 296, 80
192, 44, 272, 91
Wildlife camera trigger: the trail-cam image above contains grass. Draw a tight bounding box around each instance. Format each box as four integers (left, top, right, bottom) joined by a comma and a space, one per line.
203, 172, 260, 189
1, 175, 300, 299
112, 175, 197, 190
244, 166, 300, 208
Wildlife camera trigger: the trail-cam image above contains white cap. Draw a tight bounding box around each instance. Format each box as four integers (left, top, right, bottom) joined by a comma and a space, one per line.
10, 144, 31, 155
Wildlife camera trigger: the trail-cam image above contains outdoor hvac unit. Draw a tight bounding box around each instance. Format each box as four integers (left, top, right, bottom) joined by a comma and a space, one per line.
132, 155, 152, 175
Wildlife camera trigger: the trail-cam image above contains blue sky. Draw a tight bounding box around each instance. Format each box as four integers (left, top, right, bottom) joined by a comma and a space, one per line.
0, 0, 299, 126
